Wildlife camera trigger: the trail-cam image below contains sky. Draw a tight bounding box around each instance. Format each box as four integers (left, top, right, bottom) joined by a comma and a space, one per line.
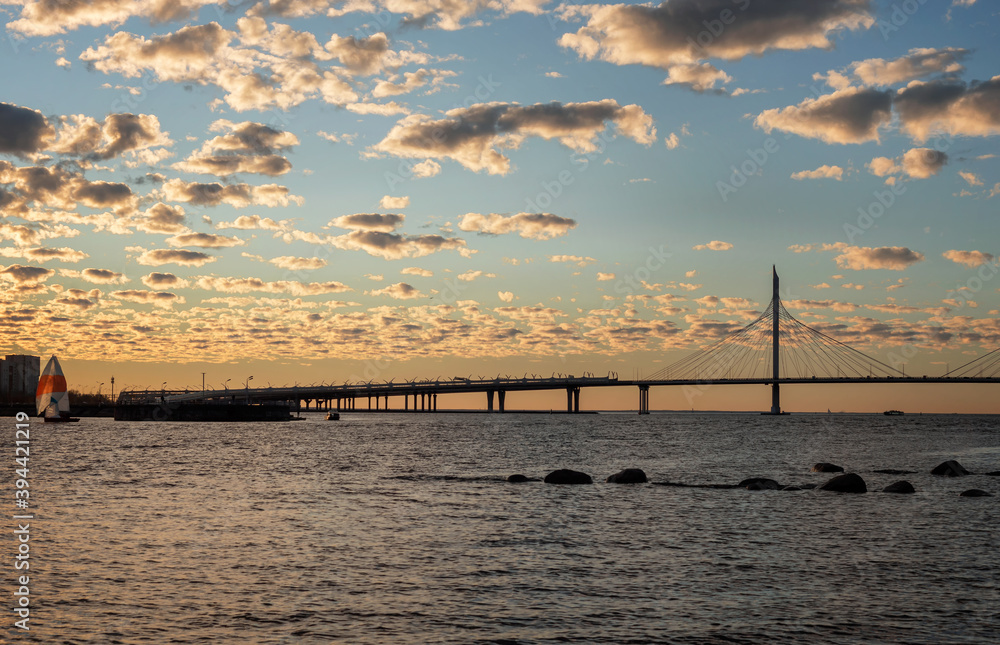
1, 0, 999, 413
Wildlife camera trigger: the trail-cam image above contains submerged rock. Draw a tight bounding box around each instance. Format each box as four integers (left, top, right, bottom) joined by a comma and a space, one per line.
652, 481, 736, 489
543, 469, 593, 485
781, 485, 803, 491
985, 471, 1000, 477
507, 474, 531, 483
959, 489, 993, 497
811, 462, 845, 473
931, 460, 971, 477
606, 468, 648, 484
819, 473, 867, 494
882, 481, 915, 494
737, 477, 781, 490
874, 469, 917, 475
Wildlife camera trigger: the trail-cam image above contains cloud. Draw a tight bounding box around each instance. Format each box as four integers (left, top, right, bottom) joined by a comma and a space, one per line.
194, 275, 350, 296
791, 165, 843, 180
959, 171, 983, 187
135, 248, 217, 267
693, 241, 733, 251
59, 268, 128, 284
943, 250, 994, 267
6, 0, 219, 36
173, 119, 297, 177
345, 101, 411, 116
665, 133, 680, 149
0, 246, 89, 263
755, 87, 893, 144
369, 100, 655, 175
829, 244, 925, 270
368, 282, 423, 299
895, 77, 1000, 142
79, 21, 362, 112
379, 195, 410, 209
0, 264, 56, 284
458, 212, 577, 240
662, 63, 731, 93
330, 213, 405, 232
867, 147, 948, 180
372, 68, 457, 98
133, 203, 187, 234
141, 272, 190, 288
166, 232, 246, 248
0, 161, 137, 214
269, 256, 327, 270
214, 214, 292, 231
50, 112, 173, 161
110, 289, 185, 308
162, 179, 303, 208
411, 159, 441, 178
558, 0, 873, 82
597, 272, 615, 281
549, 255, 595, 267
821, 47, 968, 88
401, 267, 433, 277
0, 103, 53, 156
497, 290, 514, 303
330, 230, 469, 260
784, 299, 859, 312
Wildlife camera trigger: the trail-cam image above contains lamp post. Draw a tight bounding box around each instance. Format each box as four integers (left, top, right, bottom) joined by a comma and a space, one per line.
244, 375, 253, 403
98, 382, 105, 404
111, 376, 115, 407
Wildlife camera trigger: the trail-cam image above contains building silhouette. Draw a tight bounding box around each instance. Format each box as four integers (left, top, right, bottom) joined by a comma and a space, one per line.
1, 355, 40, 406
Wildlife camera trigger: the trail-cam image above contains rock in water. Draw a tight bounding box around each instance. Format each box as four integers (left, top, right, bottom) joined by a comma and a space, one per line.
544, 469, 593, 485
819, 473, 867, 493
737, 477, 781, 490
507, 474, 530, 483
985, 471, 1000, 477
959, 489, 993, 497
811, 462, 845, 473
931, 460, 970, 477
882, 481, 915, 494
606, 468, 648, 484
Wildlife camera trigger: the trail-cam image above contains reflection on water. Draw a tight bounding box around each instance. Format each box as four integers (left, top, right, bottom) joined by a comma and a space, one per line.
20, 413, 1000, 643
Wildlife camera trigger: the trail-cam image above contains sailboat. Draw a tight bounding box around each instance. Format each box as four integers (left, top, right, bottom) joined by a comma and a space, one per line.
36, 355, 80, 423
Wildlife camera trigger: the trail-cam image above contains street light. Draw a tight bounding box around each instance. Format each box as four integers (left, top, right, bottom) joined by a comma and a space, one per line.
224, 378, 231, 391
98, 382, 105, 404
245, 375, 254, 403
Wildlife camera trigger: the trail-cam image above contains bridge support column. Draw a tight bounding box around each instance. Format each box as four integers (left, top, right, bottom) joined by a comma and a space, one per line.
638, 385, 650, 415
385, 395, 389, 410
770, 382, 780, 415
498, 390, 506, 413
404, 394, 409, 411
433, 393, 437, 411
566, 387, 580, 412
487, 390, 494, 412
574, 387, 580, 413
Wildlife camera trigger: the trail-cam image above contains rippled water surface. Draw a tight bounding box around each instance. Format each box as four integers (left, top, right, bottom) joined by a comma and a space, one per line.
15, 412, 1000, 643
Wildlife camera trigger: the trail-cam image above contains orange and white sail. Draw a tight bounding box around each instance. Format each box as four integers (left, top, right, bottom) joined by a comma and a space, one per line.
36, 355, 70, 417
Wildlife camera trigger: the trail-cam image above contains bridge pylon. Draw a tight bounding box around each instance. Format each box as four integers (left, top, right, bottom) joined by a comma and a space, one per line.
763, 265, 787, 415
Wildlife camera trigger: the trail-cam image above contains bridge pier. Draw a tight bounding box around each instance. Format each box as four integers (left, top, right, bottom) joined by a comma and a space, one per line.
433, 393, 437, 411
566, 387, 580, 412
487, 389, 494, 411
638, 385, 650, 415
498, 390, 506, 413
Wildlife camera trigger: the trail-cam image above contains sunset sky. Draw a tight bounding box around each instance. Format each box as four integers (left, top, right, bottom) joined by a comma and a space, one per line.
1, 0, 999, 412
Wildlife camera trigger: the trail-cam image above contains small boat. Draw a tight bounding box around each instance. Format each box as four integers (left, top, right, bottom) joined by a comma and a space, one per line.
883, 410, 904, 416
325, 411, 340, 420
36, 355, 80, 423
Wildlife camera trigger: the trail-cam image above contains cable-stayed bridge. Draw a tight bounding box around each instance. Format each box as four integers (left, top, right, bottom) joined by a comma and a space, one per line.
118, 268, 1000, 415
